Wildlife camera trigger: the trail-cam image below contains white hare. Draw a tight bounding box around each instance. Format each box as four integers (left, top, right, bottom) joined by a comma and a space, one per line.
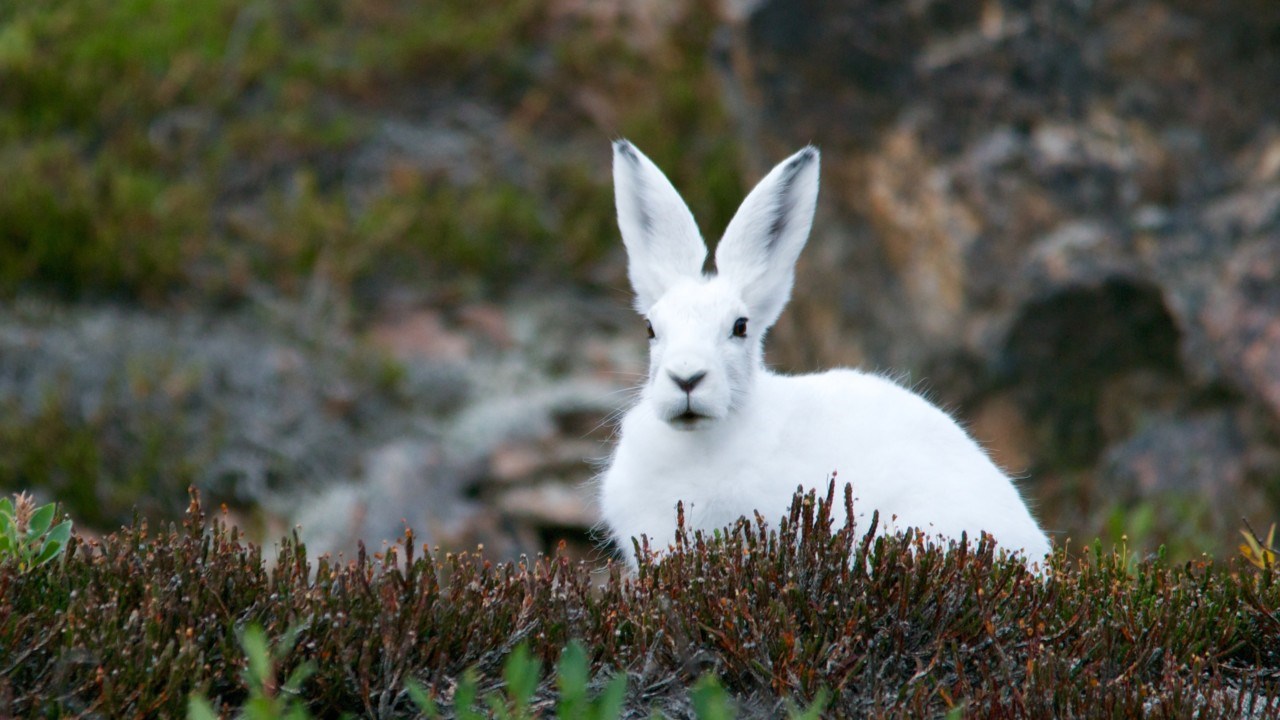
598, 140, 1051, 566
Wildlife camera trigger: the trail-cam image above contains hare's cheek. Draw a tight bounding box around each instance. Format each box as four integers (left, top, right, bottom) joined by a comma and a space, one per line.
647, 357, 662, 383
726, 351, 753, 384
647, 346, 666, 378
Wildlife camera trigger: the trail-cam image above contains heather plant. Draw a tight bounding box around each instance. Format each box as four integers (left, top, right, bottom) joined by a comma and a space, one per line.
2, 488, 1278, 718
0, 492, 71, 572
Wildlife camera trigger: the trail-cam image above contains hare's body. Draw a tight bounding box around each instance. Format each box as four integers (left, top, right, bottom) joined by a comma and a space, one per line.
599, 140, 1050, 566
602, 368, 1050, 562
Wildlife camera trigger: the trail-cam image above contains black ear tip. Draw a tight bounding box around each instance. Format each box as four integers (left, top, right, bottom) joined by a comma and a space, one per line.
613, 139, 638, 160
785, 145, 819, 172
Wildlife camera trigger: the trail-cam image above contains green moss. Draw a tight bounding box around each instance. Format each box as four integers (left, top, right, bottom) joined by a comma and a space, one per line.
333, 0, 546, 94
1100, 495, 1221, 566
0, 382, 201, 528
377, 179, 554, 284
548, 0, 744, 237
0, 141, 203, 299
546, 162, 620, 271
0, 0, 259, 136
0, 0, 744, 303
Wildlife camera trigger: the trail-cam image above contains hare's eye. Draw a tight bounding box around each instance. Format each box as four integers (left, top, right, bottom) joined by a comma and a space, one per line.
731, 317, 748, 338
646, 320, 655, 340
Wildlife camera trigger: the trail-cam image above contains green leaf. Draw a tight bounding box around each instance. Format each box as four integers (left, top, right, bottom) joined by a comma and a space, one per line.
0, 497, 13, 520
556, 642, 588, 719
502, 644, 540, 715
405, 678, 441, 719
35, 520, 72, 565
187, 695, 220, 720
243, 695, 276, 720
27, 503, 55, 538
275, 622, 308, 659
455, 669, 482, 720
691, 675, 731, 720
0, 19, 36, 71
33, 537, 63, 566
241, 625, 272, 688
486, 693, 511, 720
46, 519, 72, 546
786, 689, 829, 720
595, 673, 628, 720
283, 660, 316, 693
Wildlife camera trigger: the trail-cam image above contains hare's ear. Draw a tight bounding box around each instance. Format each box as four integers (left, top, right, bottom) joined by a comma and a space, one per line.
613, 140, 707, 313
714, 146, 819, 329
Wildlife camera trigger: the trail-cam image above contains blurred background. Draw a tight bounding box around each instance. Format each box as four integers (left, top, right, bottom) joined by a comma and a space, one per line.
2, 0, 1278, 563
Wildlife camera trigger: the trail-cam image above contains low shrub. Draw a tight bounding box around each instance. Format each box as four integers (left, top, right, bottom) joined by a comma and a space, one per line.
0, 493, 72, 572
0, 0, 741, 305
1, 486, 1277, 718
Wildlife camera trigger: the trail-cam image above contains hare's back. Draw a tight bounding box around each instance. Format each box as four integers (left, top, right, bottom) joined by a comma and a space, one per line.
765, 368, 1018, 500
768, 369, 970, 448
769, 369, 1048, 555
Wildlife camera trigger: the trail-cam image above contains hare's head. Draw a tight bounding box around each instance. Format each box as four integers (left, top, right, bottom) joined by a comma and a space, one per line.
612, 140, 820, 430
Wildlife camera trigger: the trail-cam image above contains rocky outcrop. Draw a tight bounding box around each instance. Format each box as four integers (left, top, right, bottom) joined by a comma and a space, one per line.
726, 0, 1280, 542
0, 292, 635, 562
291, 292, 635, 562
7, 0, 1279, 561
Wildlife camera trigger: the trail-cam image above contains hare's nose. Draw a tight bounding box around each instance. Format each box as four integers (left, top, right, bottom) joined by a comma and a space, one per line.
668, 370, 706, 394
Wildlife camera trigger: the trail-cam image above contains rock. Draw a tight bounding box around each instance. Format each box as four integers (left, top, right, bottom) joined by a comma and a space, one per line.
1204, 236, 1280, 422
1001, 274, 1183, 467
727, 0, 1280, 545
279, 290, 637, 561
0, 304, 433, 517
367, 309, 472, 363
488, 438, 602, 485
291, 439, 484, 560
456, 303, 514, 349
1102, 411, 1253, 516
966, 392, 1033, 476
489, 442, 547, 484
494, 483, 597, 529
864, 128, 974, 343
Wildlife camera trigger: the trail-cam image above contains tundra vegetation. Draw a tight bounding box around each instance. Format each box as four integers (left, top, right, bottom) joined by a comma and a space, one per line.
2, 489, 1278, 717
3, 0, 1280, 715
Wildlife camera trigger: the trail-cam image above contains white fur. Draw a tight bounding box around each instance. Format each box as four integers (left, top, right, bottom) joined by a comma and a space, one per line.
599, 140, 1051, 567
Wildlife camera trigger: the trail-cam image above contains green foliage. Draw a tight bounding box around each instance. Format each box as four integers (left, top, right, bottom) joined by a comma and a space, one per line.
555, 641, 627, 720
0, 0, 742, 304
0, 385, 201, 529
1241, 522, 1277, 570
1100, 494, 1220, 566
407, 646, 545, 720
402, 643, 809, 720
189, 624, 316, 720
0, 494, 72, 571
4, 488, 1276, 718
0, 140, 203, 300
785, 687, 829, 720
690, 674, 732, 720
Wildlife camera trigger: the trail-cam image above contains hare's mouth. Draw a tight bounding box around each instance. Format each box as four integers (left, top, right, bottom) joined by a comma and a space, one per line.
670, 410, 712, 429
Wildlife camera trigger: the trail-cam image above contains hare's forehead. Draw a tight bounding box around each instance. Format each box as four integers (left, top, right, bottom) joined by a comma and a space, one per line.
648, 277, 744, 321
